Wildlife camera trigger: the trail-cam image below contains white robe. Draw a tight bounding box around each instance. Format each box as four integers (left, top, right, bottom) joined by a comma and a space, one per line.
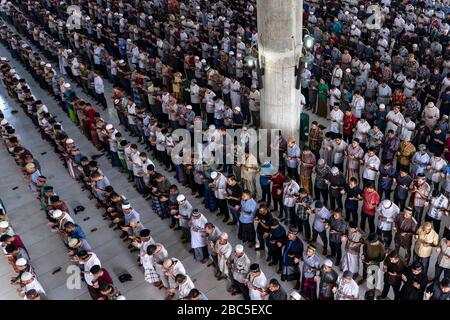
190, 214, 208, 249
330, 109, 344, 133
167, 259, 186, 289
335, 278, 359, 300
248, 272, 268, 300
215, 241, 233, 275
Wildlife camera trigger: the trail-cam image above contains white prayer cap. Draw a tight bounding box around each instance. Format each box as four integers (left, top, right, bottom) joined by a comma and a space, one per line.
122, 203, 131, 210
176, 194, 186, 202
195, 5, 200, 9
66, 138, 74, 144
0, 57, 7, 61
45, 63, 51, 68
97, 23, 102, 27
127, 39, 132, 43
235, 244, 244, 253
290, 291, 301, 300
0, 221, 9, 229
331, 166, 339, 174
68, 238, 79, 248
237, 53, 242, 58
345, 68, 351, 73
116, 295, 126, 300
66, 49, 72, 53
163, 258, 174, 268
25, 163, 35, 170
323, 259, 333, 267
234, 106, 241, 112
208, 124, 215, 130
251, 84, 257, 89
379, 104, 385, 110
9, 69, 16, 74
210, 171, 218, 179
213, 45, 218, 49
194, 56, 200, 60
85, 17, 90, 21
40, 61, 45, 66
1, 119, 8, 125
220, 232, 229, 240
52, 209, 63, 218
105, 124, 113, 130
229, 51, 234, 55
21, 272, 33, 281
118, 59, 125, 64
201, 59, 206, 64
15, 258, 27, 267
21, 44, 27, 49
186, 105, 192, 110
64, 83, 71, 89
351, 24, 356, 29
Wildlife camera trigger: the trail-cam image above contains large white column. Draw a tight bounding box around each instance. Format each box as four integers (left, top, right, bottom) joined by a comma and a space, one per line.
257, 0, 303, 141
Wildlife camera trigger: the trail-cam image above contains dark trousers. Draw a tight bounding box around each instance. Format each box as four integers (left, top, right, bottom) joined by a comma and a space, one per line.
360, 213, 375, 234
238, 222, 256, 243
312, 229, 328, 253
329, 241, 342, 264
394, 194, 407, 211
218, 199, 230, 220
314, 187, 328, 206
413, 206, 425, 225
287, 166, 299, 181
298, 218, 311, 240
272, 196, 284, 217
381, 276, 401, 300
268, 243, 283, 268
257, 232, 267, 251
329, 193, 343, 211
260, 184, 271, 205
345, 207, 358, 223
233, 279, 250, 300
96, 92, 108, 109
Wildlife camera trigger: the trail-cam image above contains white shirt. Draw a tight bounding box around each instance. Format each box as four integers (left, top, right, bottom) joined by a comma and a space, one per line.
376, 200, 399, 231
94, 76, 104, 94
363, 154, 380, 180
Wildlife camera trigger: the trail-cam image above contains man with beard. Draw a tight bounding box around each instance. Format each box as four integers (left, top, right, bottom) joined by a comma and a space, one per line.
399, 261, 428, 300
266, 278, 287, 300
393, 207, 417, 263
316, 259, 338, 300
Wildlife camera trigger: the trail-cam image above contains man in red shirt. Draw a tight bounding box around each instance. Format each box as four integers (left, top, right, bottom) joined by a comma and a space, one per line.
360, 182, 380, 234
343, 110, 357, 144
88, 265, 114, 300
0, 234, 29, 256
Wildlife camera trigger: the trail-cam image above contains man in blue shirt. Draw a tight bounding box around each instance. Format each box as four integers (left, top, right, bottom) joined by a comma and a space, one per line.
312, 201, 331, 255
285, 138, 300, 181
64, 221, 87, 240
238, 190, 257, 247
378, 160, 396, 200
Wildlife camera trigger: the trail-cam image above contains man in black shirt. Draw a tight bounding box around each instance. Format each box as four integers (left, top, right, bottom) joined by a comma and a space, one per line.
254, 204, 274, 253
225, 175, 242, 226
266, 278, 287, 300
